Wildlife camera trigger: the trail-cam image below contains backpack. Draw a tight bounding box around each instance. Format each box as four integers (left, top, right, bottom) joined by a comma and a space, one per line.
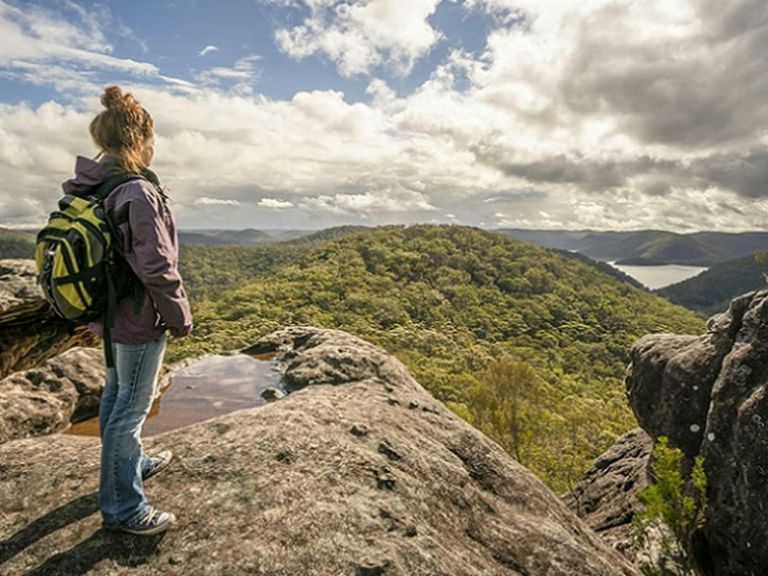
35, 172, 146, 368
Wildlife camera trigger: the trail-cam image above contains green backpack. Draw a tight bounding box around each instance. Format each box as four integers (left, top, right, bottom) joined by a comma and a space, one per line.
35, 172, 145, 367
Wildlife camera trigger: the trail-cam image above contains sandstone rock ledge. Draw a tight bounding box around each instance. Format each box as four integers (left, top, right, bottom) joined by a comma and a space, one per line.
0, 259, 96, 380
0, 326, 638, 576
0, 347, 105, 445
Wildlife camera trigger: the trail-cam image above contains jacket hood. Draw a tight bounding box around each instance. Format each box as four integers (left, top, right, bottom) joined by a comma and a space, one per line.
62, 155, 166, 198
61, 155, 116, 196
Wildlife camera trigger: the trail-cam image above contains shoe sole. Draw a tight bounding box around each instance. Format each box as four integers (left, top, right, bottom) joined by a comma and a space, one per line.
117, 521, 173, 536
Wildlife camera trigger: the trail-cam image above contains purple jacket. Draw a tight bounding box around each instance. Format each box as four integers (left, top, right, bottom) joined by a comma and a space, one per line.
62, 155, 193, 344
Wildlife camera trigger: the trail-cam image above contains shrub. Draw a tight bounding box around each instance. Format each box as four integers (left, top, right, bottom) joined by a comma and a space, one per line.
633, 436, 707, 576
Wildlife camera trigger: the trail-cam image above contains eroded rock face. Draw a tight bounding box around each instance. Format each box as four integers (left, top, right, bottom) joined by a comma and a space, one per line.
0, 347, 106, 444
0, 326, 638, 576
625, 289, 768, 576
565, 428, 653, 559
0, 259, 96, 379
0, 260, 44, 318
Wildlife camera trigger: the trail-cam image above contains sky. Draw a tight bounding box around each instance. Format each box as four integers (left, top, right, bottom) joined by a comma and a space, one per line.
0, 0, 767, 231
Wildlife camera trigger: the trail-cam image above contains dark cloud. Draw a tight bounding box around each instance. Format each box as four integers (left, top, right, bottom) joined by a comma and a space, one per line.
472, 144, 677, 192
558, 0, 768, 148
474, 139, 768, 200
692, 147, 768, 198
642, 181, 673, 197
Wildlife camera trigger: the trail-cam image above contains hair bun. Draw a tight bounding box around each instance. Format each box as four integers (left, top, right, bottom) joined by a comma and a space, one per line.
100, 85, 142, 114
100, 85, 126, 111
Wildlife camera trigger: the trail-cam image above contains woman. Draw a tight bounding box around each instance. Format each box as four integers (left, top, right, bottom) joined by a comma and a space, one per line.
63, 85, 193, 535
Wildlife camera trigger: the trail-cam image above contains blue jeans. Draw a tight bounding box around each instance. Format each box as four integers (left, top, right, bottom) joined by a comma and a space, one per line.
98, 333, 167, 526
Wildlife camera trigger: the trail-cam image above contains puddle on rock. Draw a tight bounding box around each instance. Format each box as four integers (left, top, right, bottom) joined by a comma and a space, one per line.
65, 351, 285, 437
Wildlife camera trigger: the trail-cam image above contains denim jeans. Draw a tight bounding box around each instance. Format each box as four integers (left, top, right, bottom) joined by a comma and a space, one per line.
98, 332, 167, 526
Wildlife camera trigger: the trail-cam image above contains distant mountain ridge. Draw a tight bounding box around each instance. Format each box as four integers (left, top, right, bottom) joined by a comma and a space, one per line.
0, 228, 35, 259
179, 228, 287, 245
656, 254, 766, 315
179, 226, 368, 245
497, 228, 768, 266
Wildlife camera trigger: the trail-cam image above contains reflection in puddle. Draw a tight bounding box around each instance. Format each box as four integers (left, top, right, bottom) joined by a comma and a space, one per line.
65, 351, 284, 437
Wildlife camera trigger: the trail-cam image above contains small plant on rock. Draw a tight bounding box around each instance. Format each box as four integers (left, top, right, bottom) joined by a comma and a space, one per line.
755, 250, 768, 284
632, 436, 707, 576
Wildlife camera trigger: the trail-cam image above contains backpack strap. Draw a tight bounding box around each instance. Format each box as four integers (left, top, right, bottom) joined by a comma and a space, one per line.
94, 172, 145, 369
93, 172, 145, 202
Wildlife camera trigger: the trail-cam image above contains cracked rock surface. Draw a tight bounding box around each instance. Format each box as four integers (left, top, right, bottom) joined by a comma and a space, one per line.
0, 326, 637, 576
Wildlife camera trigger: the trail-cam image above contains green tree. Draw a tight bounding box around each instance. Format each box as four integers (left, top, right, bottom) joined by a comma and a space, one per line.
465, 355, 548, 465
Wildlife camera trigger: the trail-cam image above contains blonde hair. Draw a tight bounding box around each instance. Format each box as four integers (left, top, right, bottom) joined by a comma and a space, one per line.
89, 85, 154, 174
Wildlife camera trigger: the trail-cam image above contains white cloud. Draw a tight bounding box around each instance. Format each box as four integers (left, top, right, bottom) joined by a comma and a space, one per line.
196, 54, 262, 94
297, 186, 437, 216
198, 45, 219, 57
259, 198, 294, 209
194, 197, 241, 206
270, 0, 443, 76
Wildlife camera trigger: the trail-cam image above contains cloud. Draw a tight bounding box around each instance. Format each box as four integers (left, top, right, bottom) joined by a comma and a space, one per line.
465, 0, 768, 149
0, 196, 42, 221
269, 0, 443, 76
258, 198, 294, 209
692, 147, 768, 199
2, 0, 768, 232
193, 197, 241, 206
196, 54, 262, 94
297, 186, 437, 217
198, 45, 219, 57
0, 0, 184, 93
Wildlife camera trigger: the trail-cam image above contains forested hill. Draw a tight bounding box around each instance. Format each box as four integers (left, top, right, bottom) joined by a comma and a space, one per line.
657, 254, 766, 315
0, 228, 35, 259
175, 223, 705, 489
499, 228, 768, 266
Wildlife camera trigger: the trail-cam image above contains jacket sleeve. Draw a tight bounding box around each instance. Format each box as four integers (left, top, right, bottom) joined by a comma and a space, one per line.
128, 184, 193, 337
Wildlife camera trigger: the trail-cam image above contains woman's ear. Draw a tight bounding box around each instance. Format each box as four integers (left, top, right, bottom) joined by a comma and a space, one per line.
140, 138, 155, 166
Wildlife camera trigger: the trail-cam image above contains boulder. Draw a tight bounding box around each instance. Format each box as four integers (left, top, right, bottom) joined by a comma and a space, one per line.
625, 289, 768, 576
0, 259, 96, 379
0, 347, 105, 444
0, 326, 638, 576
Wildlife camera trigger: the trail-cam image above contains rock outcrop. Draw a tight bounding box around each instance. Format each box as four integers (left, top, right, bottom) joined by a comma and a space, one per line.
0, 259, 96, 379
564, 428, 653, 559
0, 326, 638, 576
0, 347, 106, 444
564, 430, 690, 575
0, 260, 45, 320
625, 289, 768, 576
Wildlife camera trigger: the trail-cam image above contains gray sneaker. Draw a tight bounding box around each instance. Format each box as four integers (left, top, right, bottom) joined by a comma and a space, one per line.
142, 450, 173, 481
107, 506, 177, 536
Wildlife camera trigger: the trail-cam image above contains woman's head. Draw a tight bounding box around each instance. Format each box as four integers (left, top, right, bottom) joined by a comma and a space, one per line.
90, 85, 154, 173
